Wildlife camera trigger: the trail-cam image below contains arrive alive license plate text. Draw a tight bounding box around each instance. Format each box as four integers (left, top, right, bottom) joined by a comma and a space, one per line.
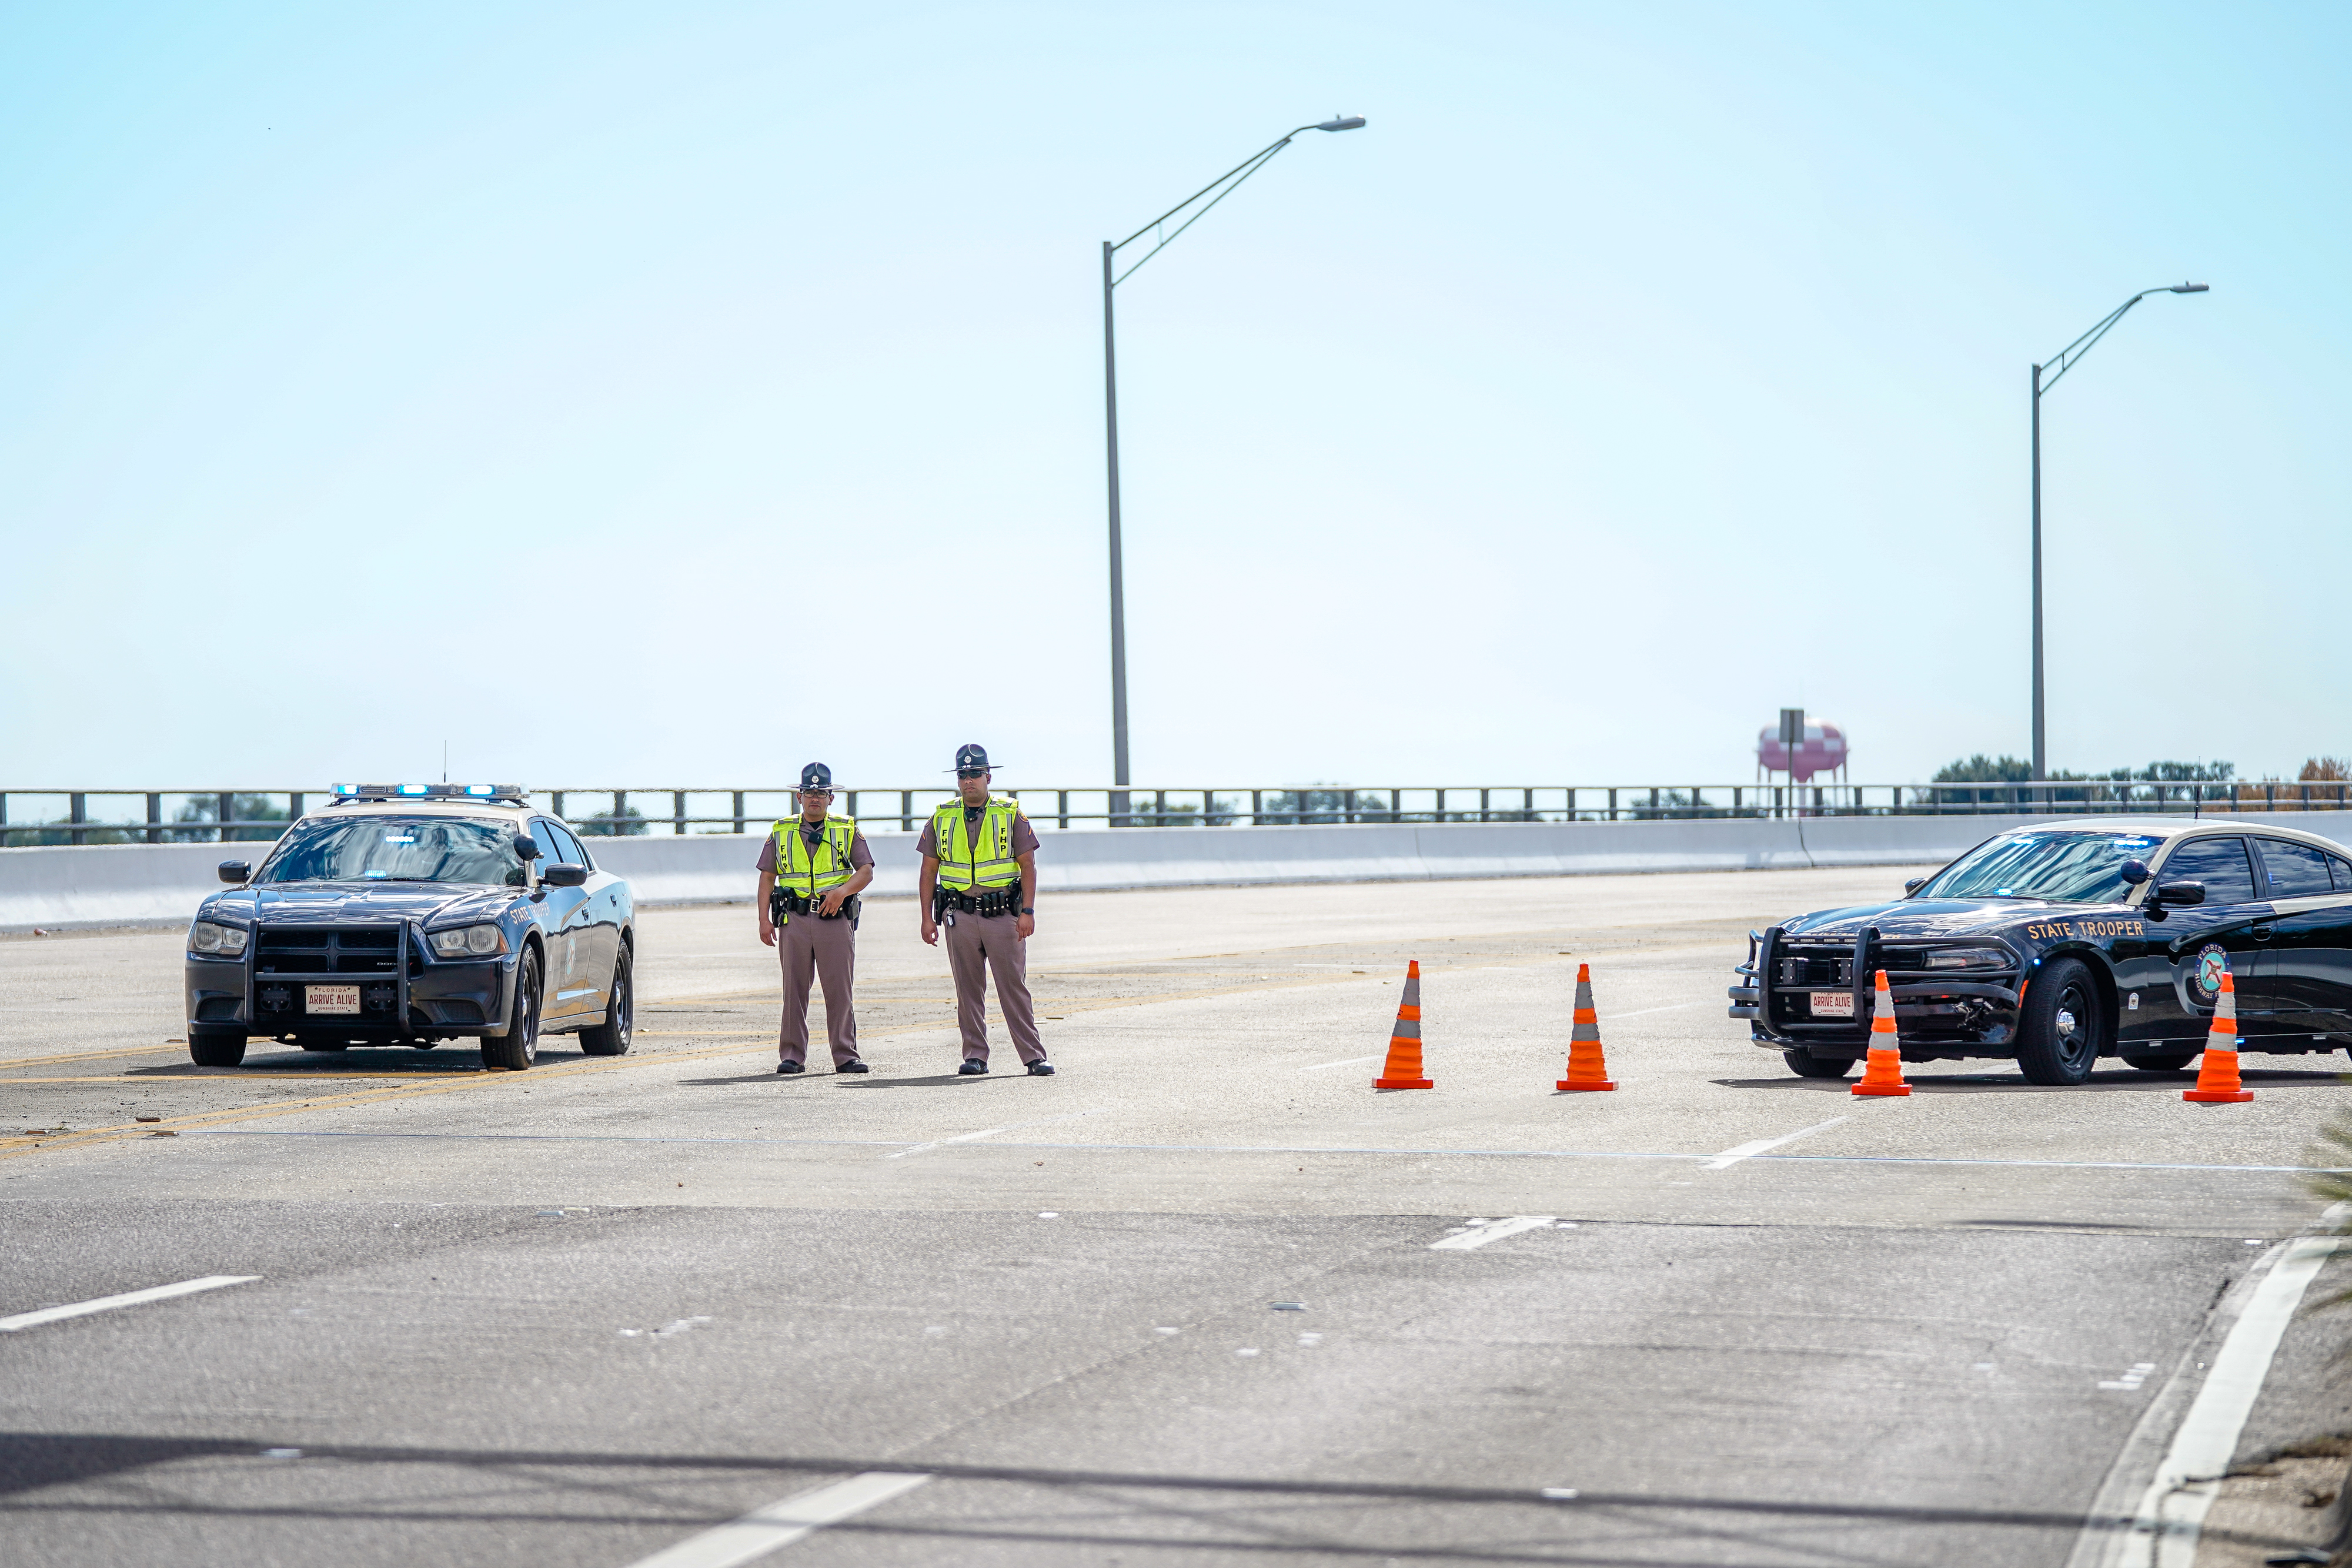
306, 984, 362, 1015
1809, 991, 1855, 1018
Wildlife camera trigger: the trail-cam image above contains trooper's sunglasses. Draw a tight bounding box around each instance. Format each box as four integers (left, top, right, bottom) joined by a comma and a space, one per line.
956, 770, 988, 779
797, 788, 835, 799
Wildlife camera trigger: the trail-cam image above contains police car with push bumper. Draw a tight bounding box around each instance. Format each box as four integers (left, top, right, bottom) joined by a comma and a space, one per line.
1730, 816, 2352, 1084
183, 784, 634, 1070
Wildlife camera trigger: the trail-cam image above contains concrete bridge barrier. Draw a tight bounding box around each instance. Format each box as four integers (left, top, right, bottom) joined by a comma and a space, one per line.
8, 811, 2348, 933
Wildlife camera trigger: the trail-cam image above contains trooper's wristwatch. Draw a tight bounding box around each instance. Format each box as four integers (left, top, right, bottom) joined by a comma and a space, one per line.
1020, 907, 1035, 915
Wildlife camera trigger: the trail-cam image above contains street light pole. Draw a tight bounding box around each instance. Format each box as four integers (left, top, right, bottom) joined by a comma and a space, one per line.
1102, 239, 1128, 807
1100, 116, 1364, 820
2030, 360, 2043, 781
2029, 282, 2209, 783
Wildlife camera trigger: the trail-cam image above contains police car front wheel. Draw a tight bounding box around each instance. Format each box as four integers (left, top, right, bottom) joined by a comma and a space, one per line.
187, 1029, 246, 1068
2016, 957, 2102, 1086
482, 948, 543, 1071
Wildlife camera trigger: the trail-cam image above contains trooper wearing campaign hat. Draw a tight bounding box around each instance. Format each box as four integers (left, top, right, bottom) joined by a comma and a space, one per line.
918, 744, 1052, 1075
756, 763, 875, 1074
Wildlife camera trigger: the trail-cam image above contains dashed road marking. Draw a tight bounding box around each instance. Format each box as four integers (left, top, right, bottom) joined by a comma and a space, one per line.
623, 1470, 932, 1567
1702, 1116, 1850, 1170
0, 1274, 260, 1333
885, 1108, 1108, 1160
1431, 1216, 1559, 1251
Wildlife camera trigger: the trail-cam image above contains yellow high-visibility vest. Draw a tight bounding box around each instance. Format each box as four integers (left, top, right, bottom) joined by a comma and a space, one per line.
770, 816, 858, 910
931, 797, 1021, 891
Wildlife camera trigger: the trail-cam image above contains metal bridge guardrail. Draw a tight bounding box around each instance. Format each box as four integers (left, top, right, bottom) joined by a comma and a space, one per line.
5, 781, 2344, 848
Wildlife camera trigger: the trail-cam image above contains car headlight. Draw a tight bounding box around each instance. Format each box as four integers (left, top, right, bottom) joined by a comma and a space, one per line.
189, 920, 248, 957
430, 924, 507, 958
1922, 947, 2010, 970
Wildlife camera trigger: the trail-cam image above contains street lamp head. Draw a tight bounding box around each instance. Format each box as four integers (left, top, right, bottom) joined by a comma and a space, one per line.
1316, 116, 1367, 131
2167, 282, 2210, 293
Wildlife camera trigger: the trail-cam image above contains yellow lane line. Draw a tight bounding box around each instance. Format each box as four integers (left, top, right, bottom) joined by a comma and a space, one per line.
0, 962, 1488, 1165
0, 1043, 187, 1069
2, 1074, 479, 1083
633, 1031, 770, 1038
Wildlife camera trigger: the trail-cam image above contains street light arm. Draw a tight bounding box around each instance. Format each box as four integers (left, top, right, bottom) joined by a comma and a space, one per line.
1109, 121, 1358, 287
2038, 284, 2209, 394
1111, 135, 1298, 286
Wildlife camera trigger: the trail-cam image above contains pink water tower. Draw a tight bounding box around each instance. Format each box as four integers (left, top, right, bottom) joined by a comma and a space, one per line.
1756, 714, 1849, 783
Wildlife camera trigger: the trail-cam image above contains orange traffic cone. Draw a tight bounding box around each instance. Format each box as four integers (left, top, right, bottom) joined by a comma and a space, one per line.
1852, 968, 1911, 1097
2184, 966, 2253, 1104
1374, 961, 1432, 1089
1556, 964, 1618, 1091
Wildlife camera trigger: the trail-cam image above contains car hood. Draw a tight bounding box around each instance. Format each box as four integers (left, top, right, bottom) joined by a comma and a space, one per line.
1776, 898, 2129, 942
203, 882, 514, 927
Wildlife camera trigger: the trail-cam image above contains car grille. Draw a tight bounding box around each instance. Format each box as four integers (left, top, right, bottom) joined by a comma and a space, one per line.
255, 926, 404, 975
1773, 942, 2013, 986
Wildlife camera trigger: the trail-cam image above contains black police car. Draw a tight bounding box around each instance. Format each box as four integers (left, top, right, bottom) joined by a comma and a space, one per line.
183, 785, 634, 1070
1729, 817, 2352, 1084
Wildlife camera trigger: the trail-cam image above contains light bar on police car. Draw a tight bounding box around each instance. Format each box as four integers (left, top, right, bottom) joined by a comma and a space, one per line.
330, 783, 527, 801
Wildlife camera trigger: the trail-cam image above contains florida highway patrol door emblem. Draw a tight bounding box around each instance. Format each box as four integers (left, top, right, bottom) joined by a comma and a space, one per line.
2194, 943, 2229, 997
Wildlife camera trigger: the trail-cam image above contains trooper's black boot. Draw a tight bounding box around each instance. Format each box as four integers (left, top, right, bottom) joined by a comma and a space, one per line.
958, 1059, 988, 1076
836, 1059, 870, 1074
776, 1060, 804, 1075
1027, 1060, 1055, 1076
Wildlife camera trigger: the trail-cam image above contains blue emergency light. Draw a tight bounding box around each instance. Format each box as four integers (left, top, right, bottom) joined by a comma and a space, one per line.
330, 783, 527, 803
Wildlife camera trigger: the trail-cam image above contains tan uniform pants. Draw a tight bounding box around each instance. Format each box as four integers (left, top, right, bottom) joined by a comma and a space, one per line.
777, 911, 858, 1066
941, 910, 1044, 1065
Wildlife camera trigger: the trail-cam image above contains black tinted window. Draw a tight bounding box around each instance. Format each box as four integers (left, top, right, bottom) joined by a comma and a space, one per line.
2336, 857, 2352, 892
550, 823, 590, 867
2157, 837, 2259, 904
2257, 838, 2334, 898
529, 820, 564, 865
256, 817, 524, 887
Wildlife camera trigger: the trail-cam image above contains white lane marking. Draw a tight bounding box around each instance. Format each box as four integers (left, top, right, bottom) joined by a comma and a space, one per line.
2127, 1211, 2343, 1567
885, 1108, 1106, 1160
1610, 1001, 1712, 1020
623, 1471, 931, 1568
1431, 1216, 1558, 1251
1702, 1116, 1850, 1171
0, 1275, 260, 1333
1301, 1055, 1382, 1072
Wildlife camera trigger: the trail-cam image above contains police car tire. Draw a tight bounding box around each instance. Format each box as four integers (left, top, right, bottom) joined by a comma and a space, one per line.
1782, 1049, 1855, 1079
482, 948, 543, 1071
578, 944, 633, 1057
2120, 1049, 2199, 1074
188, 1029, 246, 1068
2016, 957, 2102, 1086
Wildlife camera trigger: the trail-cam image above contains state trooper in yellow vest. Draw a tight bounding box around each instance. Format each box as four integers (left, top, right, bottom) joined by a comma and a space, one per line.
918, 743, 1051, 1075
756, 763, 875, 1075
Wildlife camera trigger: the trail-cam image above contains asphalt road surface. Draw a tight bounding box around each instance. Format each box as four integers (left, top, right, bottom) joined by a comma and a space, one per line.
4, 866, 2350, 1567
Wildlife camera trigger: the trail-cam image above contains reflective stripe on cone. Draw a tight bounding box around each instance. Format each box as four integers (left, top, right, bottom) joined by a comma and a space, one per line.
2184, 966, 2253, 1104
1374, 961, 1432, 1089
1852, 968, 1911, 1097
1556, 964, 1616, 1091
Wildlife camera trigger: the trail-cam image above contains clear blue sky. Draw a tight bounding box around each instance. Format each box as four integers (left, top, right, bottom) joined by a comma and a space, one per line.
4, 2, 2345, 791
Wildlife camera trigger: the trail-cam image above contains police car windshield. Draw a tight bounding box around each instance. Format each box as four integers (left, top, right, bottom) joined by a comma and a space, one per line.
253, 817, 526, 887
1914, 831, 2161, 905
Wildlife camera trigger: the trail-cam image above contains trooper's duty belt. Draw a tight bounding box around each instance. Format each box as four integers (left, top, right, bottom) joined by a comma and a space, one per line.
933, 882, 1023, 918
771, 887, 860, 923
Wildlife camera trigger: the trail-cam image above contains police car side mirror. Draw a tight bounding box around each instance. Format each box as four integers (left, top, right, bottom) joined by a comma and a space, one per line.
514, 839, 541, 860
1903, 877, 1927, 895
541, 862, 588, 888
2153, 880, 2205, 907
2120, 859, 2151, 886
218, 861, 250, 884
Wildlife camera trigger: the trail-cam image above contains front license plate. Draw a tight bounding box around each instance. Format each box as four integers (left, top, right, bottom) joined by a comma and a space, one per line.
305, 984, 362, 1015
1809, 991, 1855, 1018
